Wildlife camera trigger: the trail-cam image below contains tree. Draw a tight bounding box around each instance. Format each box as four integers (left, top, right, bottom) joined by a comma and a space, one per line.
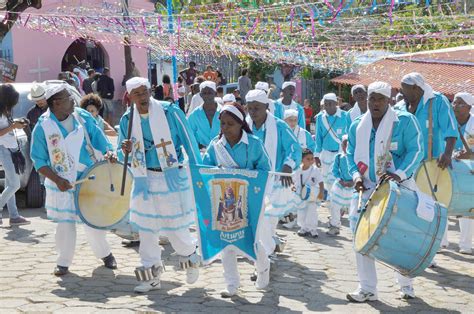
0, 0, 42, 42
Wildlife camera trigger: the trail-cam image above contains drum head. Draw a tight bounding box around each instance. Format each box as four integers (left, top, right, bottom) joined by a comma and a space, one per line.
76, 161, 133, 229
415, 160, 452, 208
355, 182, 390, 251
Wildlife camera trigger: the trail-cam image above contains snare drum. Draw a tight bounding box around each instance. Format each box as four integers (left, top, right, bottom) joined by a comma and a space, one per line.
75, 161, 138, 240
354, 181, 447, 278
415, 159, 474, 217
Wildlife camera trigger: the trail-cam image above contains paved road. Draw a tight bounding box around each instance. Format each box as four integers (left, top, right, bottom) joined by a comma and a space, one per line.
0, 206, 472, 313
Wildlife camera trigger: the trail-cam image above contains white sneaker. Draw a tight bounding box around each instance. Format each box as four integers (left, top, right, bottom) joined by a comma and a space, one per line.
400, 286, 415, 300
346, 289, 378, 303
220, 285, 239, 298
255, 268, 270, 289
459, 248, 472, 255
134, 280, 161, 293
186, 267, 199, 284
282, 220, 297, 229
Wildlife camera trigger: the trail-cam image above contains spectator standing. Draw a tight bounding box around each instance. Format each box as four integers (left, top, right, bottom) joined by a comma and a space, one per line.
238, 69, 252, 104
96, 67, 115, 121
203, 65, 218, 83
82, 69, 95, 95
177, 77, 186, 113
303, 99, 313, 132
154, 74, 173, 101
27, 83, 48, 130
180, 61, 199, 87
0, 84, 30, 226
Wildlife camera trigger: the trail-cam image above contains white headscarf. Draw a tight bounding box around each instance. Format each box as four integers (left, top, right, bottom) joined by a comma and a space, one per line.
401, 72, 434, 101
255, 81, 270, 92
283, 109, 298, 119
245, 89, 269, 105
126, 77, 151, 93
199, 81, 217, 92
322, 93, 338, 102
45, 84, 67, 100
454, 92, 474, 106
282, 81, 296, 90
368, 81, 392, 98
351, 84, 366, 96
222, 94, 236, 103
221, 105, 244, 122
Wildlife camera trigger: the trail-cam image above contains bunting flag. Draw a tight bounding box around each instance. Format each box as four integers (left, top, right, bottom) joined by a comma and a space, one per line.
190, 165, 269, 264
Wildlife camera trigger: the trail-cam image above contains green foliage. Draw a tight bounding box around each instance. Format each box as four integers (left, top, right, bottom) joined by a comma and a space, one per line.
238, 56, 276, 84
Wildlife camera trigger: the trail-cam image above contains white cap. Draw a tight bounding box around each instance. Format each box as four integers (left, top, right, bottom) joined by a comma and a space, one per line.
351, 84, 366, 96
454, 92, 474, 106
245, 89, 269, 105
199, 81, 217, 92
222, 93, 236, 103
221, 104, 244, 122
368, 81, 392, 98
284, 109, 298, 119
401, 72, 425, 87
45, 84, 68, 100
255, 81, 269, 92
28, 82, 46, 101
126, 77, 151, 93
282, 81, 296, 90
323, 93, 338, 102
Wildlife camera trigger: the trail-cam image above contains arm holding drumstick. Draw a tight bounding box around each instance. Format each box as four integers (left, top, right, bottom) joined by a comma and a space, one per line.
120, 103, 135, 195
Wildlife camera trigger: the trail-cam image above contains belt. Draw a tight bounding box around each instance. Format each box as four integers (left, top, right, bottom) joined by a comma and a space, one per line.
147, 166, 183, 172
328, 150, 339, 153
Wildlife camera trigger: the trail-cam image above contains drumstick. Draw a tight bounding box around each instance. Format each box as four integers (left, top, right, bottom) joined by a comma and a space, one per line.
268, 171, 293, 177
357, 190, 363, 213
73, 175, 96, 186
433, 167, 441, 192
107, 160, 115, 192
121, 103, 135, 195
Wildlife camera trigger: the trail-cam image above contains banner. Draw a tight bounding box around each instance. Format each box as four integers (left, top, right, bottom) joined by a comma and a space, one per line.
190, 165, 269, 264
0, 58, 18, 82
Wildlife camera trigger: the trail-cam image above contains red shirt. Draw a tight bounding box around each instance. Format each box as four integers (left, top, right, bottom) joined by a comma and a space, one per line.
304, 106, 313, 125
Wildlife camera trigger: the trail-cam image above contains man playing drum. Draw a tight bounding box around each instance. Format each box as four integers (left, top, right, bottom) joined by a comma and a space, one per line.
119, 77, 202, 293
451, 92, 473, 254
396, 72, 458, 250
31, 83, 118, 276
346, 82, 424, 302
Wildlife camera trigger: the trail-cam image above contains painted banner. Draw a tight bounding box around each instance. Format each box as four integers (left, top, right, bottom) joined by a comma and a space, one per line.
190, 165, 269, 264
0, 58, 18, 82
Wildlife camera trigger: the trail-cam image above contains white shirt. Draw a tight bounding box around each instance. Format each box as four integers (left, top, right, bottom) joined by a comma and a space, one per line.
59, 114, 74, 133
294, 165, 323, 190
0, 115, 18, 149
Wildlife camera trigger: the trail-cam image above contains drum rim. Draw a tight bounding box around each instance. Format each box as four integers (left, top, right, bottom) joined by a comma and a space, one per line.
355, 181, 397, 255
74, 160, 133, 230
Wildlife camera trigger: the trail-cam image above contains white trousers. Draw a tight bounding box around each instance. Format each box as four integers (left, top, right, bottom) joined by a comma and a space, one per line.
56, 223, 111, 267
459, 218, 473, 251
138, 229, 196, 268
320, 150, 338, 196
297, 201, 319, 233
257, 216, 279, 256
441, 221, 449, 247
221, 243, 270, 288
349, 181, 414, 294
329, 181, 353, 228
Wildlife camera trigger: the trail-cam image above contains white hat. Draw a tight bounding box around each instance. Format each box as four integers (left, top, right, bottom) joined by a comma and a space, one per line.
282, 81, 296, 90
245, 89, 269, 105
28, 82, 46, 101
222, 93, 236, 103
199, 81, 217, 92
284, 109, 298, 119
45, 84, 68, 100
401, 72, 434, 100
255, 81, 269, 92
221, 104, 244, 122
126, 77, 151, 93
454, 92, 474, 107
322, 93, 338, 102
368, 81, 392, 98
351, 84, 366, 96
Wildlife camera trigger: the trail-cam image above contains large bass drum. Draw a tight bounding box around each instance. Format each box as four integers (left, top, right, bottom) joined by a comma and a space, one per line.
75, 161, 138, 240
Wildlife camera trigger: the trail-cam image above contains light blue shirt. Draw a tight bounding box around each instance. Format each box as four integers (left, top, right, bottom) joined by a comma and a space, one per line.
293, 126, 316, 152
332, 153, 353, 182
347, 110, 424, 182
273, 99, 306, 129
117, 102, 202, 169
251, 116, 302, 171
314, 110, 348, 156
187, 105, 221, 148
30, 108, 113, 180
395, 92, 457, 160
203, 132, 270, 171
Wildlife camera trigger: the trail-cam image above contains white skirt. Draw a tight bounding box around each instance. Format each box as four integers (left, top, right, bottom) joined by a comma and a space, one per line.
44, 178, 81, 224
129, 169, 196, 233
330, 180, 354, 210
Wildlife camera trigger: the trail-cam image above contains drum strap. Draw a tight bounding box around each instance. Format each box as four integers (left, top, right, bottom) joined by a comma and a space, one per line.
457, 125, 473, 158
427, 99, 433, 161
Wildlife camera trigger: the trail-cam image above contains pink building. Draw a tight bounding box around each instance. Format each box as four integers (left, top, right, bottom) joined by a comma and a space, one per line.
7, 0, 155, 100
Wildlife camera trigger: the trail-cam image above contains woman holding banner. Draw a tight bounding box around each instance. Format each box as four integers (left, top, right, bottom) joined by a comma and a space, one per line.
202, 103, 272, 297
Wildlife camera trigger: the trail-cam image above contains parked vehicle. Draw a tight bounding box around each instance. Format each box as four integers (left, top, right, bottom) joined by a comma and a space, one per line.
0, 81, 82, 208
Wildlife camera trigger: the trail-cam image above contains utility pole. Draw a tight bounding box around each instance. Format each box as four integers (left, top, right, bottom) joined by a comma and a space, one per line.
122, 0, 133, 84
166, 0, 178, 100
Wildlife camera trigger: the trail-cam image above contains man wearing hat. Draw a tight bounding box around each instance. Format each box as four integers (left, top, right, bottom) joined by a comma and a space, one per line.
118, 77, 202, 293
186, 76, 206, 116
346, 85, 368, 128
222, 93, 236, 105
27, 82, 48, 130
314, 93, 348, 203
274, 81, 305, 129
284, 109, 315, 152
346, 82, 424, 302
255, 81, 275, 114
188, 81, 222, 150
30, 83, 118, 277
451, 92, 473, 254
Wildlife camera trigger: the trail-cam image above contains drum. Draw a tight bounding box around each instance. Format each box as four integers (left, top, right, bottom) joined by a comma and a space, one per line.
415, 159, 474, 217
354, 181, 447, 278
299, 184, 311, 201
75, 161, 138, 240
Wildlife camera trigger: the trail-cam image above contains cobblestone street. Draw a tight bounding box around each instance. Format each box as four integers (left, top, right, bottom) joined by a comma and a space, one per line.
0, 206, 472, 313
